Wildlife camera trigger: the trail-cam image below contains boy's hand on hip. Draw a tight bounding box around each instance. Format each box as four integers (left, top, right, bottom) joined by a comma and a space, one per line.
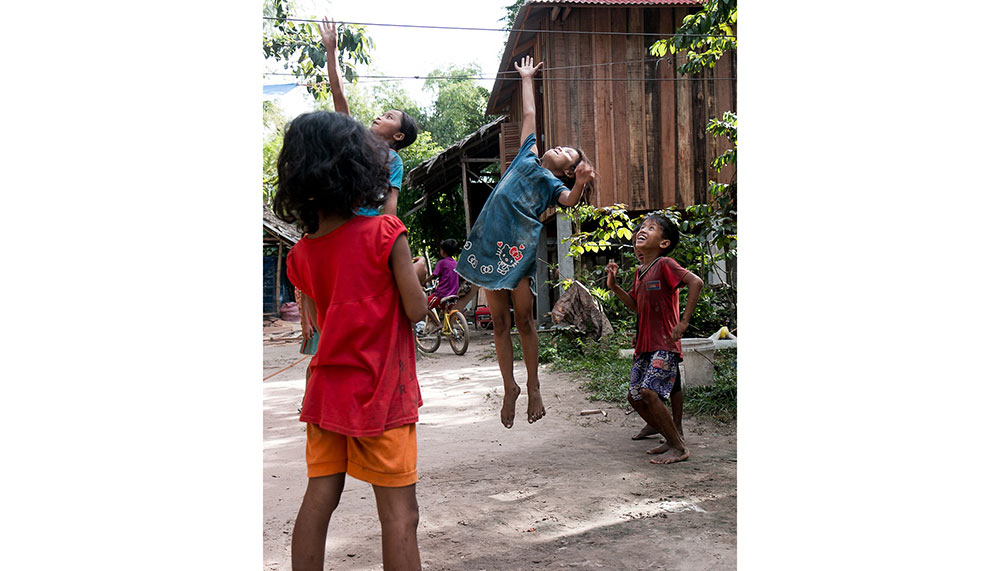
671, 320, 689, 341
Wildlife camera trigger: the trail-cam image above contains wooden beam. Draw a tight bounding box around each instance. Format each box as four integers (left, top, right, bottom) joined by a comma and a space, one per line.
561, 7, 572, 22
276, 241, 283, 314
551, 7, 560, 21
511, 37, 536, 60
460, 157, 500, 163
461, 160, 472, 234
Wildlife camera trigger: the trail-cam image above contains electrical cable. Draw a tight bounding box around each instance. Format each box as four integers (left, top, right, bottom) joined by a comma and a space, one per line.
262, 16, 735, 40
265, 73, 736, 83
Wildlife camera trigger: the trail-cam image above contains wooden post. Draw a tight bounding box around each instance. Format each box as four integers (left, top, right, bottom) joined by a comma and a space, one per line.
275, 241, 283, 314
460, 158, 472, 234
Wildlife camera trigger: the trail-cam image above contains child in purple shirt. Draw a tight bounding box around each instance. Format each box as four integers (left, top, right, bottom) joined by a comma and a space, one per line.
414, 239, 462, 331
431, 239, 461, 299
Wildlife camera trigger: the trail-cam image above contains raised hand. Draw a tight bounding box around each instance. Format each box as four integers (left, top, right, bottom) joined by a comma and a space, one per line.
319, 17, 338, 52
606, 260, 619, 288
513, 55, 543, 79
573, 160, 595, 186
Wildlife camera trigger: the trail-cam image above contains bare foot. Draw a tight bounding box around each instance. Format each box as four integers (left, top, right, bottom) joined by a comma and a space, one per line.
650, 447, 690, 465
632, 424, 658, 440
500, 385, 521, 429
646, 441, 675, 455
526, 388, 545, 423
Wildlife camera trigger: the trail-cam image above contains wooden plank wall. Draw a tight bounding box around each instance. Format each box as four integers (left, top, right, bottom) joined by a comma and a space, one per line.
591, 7, 614, 207
498, 6, 737, 210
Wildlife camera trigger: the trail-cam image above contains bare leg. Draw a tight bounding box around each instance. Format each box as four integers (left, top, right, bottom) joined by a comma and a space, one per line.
670, 384, 684, 438
638, 388, 689, 464
632, 423, 658, 440
292, 473, 346, 571
628, 396, 659, 435
485, 289, 520, 428
372, 484, 421, 571
511, 278, 544, 423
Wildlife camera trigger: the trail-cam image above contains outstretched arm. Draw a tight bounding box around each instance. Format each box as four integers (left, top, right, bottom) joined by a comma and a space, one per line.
671, 271, 704, 341
557, 161, 595, 207
514, 55, 543, 153
320, 17, 350, 114
606, 260, 637, 313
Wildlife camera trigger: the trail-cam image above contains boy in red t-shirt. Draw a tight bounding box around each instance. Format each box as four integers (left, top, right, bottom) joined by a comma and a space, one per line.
606, 214, 703, 465
274, 111, 428, 570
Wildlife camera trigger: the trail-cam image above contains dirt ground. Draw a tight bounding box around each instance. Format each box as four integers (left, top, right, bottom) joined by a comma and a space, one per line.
263, 318, 736, 570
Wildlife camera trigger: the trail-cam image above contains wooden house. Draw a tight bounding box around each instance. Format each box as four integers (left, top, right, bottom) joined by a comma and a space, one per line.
406, 0, 736, 319
490, 0, 736, 209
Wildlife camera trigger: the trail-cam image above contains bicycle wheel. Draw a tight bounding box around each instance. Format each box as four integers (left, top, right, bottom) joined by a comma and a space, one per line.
415, 318, 441, 353
447, 312, 469, 355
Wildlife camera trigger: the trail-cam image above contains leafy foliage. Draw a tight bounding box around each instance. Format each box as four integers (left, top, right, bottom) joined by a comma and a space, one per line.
262, 0, 374, 100
501, 0, 527, 29
684, 347, 737, 422
648, 0, 737, 77
262, 100, 286, 205
422, 64, 496, 149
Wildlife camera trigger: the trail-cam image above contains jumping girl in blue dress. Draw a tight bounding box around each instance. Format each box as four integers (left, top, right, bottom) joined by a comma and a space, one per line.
456, 55, 595, 429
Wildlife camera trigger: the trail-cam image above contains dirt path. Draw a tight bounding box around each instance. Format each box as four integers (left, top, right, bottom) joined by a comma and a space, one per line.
264, 323, 736, 570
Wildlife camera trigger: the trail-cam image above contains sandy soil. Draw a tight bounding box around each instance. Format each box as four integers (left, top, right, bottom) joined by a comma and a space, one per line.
263, 319, 736, 570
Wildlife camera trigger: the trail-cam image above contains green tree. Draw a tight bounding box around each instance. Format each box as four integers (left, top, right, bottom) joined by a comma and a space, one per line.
262, 0, 374, 100
262, 100, 286, 205
648, 0, 736, 76
501, 0, 527, 29
422, 63, 494, 148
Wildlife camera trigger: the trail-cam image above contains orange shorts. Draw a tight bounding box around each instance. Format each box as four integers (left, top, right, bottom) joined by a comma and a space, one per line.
305, 423, 417, 487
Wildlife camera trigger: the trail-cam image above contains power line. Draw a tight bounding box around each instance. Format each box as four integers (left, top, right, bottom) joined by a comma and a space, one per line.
267, 73, 736, 84
262, 16, 735, 39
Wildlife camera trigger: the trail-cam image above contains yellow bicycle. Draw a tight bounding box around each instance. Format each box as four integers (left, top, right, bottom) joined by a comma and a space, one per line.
415, 293, 469, 355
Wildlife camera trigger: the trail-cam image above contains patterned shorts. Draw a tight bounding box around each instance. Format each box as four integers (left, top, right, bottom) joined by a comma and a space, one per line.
629, 350, 681, 401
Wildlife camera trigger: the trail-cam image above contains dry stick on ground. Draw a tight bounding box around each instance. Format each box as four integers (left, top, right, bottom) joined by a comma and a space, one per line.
263, 355, 310, 381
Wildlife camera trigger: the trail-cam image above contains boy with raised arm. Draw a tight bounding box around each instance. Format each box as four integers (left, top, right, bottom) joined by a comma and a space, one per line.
606, 214, 703, 464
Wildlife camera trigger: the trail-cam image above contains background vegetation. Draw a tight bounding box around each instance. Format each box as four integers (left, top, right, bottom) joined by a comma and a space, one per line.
263, 0, 736, 421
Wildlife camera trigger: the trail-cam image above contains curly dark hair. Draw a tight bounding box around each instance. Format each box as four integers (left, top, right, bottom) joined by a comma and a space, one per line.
273, 111, 390, 234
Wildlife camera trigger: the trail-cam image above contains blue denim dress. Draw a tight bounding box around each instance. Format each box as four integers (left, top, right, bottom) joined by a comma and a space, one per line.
456, 134, 568, 295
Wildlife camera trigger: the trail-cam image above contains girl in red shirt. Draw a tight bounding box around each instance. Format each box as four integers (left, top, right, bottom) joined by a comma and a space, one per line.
606, 214, 703, 465
274, 111, 427, 570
